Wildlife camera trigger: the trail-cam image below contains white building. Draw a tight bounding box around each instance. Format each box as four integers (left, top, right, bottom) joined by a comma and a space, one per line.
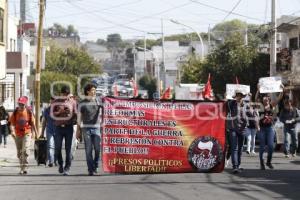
0, 0, 7, 80
276, 15, 300, 107
1, 15, 32, 110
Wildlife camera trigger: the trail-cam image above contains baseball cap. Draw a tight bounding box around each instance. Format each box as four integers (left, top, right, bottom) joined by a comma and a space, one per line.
18, 96, 28, 105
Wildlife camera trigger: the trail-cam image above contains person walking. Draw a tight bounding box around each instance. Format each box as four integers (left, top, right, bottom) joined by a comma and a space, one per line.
76, 83, 102, 176
227, 89, 248, 174
0, 105, 9, 148
41, 97, 57, 167
9, 96, 38, 174
279, 99, 300, 158
52, 86, 77, 176
245, 98, 259, 155
255, 85, 283, 170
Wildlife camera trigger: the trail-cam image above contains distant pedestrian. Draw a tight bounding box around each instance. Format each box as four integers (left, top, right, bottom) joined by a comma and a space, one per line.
9, 96, 38, 174
279, 99, 300, 158
41, 97, 57, 167
0, 105, 9, 148
227, 90, 248, 174
255, 84, 283, 170
76, 83, 102, 176
52, 86, 77, 176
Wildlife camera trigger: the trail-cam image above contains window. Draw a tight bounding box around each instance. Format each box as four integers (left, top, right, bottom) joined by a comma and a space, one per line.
0, 8, 4, 43
289, 37, 298, 50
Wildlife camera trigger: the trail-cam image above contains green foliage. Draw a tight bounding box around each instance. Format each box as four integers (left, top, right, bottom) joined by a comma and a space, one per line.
181, 32, 269, 97
46, 23, 78, 37
107, 33, 126, 49
138, 75, 157, 99
45, 45, 101, 76
181, 55, 204, 83
96, 38, 107, 46
40, 71, 77, 103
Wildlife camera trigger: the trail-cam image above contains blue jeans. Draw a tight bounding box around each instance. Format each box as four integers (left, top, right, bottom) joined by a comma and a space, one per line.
82, 128, 101, 173
258, 126, 275, 163
230, 130, 245, 169
246, 128, 257, 152
284, 127, 298, 155
0, 125, 8, 145
46, 131, 56, 164
55, 125, 74, 169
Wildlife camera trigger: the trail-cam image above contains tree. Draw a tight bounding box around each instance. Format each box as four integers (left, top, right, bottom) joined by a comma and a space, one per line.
107, 33, 123, 49
179, 29, 269, 97
200, 32, 269, 96
66, 25, 78, 37
138, 75, 157, 99
40, 71, 77, 103
181, 55, 204, 83
46, 23, 78, 37
96, 38, 107, 46
45, 45, 102, 76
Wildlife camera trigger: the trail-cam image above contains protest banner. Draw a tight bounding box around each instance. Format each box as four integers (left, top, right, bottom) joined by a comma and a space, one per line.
102, 97, 226, 174
259, 77, 283, 93
226, 84, 250, 100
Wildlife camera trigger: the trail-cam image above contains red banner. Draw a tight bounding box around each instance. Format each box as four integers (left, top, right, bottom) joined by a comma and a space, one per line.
102, 97, 226, 173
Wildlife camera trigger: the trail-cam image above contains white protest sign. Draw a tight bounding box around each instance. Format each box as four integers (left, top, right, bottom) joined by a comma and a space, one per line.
259, 77, 282, 93
226, 84, 250, 100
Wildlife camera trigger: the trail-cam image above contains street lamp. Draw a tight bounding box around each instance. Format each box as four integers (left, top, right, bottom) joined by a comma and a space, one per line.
170, 19, 204, 60
136, 46, 160, 97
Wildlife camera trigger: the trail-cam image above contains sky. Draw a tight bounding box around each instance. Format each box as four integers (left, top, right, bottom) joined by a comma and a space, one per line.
8, 0, 300, 42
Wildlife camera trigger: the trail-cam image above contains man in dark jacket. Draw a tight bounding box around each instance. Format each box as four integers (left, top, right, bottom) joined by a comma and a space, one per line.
227, 89, 248, 174
279, 100, 300, 157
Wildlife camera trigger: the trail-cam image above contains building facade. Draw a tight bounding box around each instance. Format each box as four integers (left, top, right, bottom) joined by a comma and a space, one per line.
277, 15, 300, 107
0, 0, 7, 79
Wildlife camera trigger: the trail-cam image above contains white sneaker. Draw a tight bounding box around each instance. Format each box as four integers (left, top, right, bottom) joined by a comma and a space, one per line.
292, 154, 297, 157
285, 154, 290, 158
225, 159, 230, 167
251, 151, 256, 156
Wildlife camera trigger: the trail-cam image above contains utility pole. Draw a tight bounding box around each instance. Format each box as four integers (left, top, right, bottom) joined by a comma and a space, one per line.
144, 34, 147, 75
20, 0, 27, 23
161, 18, 165, 93
270, 0, 277, 77
208, 24, 211, 52
244, 26, 248, 46
35, 0, 45, 132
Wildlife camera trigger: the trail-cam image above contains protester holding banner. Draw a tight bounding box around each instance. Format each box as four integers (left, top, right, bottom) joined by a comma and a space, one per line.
279, 99, 300, 158
227, 89, 248, 174
255, 84, 284, 170
76, 83, 102, 176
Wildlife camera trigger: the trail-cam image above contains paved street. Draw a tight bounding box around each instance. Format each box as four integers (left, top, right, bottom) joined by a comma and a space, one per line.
0, 136, 300, 200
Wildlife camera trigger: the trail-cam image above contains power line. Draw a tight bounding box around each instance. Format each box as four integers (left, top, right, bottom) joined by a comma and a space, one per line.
190, 0, 264, 22
65, 1, 147, 33
223, 0, 242, 21
65, 1, 192, 35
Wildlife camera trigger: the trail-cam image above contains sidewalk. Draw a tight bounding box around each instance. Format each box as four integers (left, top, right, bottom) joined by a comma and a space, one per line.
0, 136, 35, 168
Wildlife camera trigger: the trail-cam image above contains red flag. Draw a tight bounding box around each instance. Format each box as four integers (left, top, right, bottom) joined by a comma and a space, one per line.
202, 73, 212, 99
113, 85, 118, 97
161, 87, 172, 99
235, 76, 239, 84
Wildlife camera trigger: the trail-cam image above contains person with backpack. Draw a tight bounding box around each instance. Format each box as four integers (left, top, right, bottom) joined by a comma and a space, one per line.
0, 105, 9, 148
279, 99, 300, 158
255, 84, 284, 170
9, 96, 38, 175
41, 97, 57, 167
76, 83, 102, 176
227, 89, 248, 174
52, 86, 77, 176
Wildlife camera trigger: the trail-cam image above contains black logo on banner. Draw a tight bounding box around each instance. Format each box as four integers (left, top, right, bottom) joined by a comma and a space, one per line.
188, 136, 223, 172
